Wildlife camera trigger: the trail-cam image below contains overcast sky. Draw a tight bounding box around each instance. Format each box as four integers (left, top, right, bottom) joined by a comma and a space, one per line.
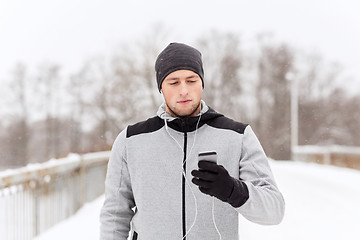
1, 0, 359, 92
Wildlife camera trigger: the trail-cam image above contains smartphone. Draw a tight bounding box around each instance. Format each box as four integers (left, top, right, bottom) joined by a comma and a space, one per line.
198, 151, 217, 164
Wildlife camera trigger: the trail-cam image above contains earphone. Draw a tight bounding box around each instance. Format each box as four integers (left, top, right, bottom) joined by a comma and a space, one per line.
163, 116, 222, 240
160, 90, 167, 105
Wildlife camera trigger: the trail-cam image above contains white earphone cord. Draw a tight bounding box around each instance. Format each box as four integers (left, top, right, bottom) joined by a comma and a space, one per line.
164, 115, 221, 240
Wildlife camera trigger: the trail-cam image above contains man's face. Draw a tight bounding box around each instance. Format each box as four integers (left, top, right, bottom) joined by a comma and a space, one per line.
161, 69, 203, 118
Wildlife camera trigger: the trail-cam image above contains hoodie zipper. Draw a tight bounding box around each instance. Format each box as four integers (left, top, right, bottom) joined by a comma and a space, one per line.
181, 119, 187, 239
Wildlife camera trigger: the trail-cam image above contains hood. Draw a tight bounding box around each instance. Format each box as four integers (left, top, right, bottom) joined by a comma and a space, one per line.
157, 100, 223, 133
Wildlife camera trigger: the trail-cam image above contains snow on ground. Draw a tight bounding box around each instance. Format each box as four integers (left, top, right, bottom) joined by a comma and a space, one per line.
34, 160, 360, 240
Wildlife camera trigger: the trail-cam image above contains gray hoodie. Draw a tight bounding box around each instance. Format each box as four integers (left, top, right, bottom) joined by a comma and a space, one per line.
100, 101, 285, 240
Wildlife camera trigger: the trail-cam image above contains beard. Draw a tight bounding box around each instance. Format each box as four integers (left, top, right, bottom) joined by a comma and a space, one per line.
166, 101, 201, 118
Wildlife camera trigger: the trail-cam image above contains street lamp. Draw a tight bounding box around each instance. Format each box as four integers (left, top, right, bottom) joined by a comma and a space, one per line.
286, 72, 298, 161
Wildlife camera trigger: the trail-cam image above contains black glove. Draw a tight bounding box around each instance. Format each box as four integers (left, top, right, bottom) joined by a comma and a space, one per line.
191, 161, 249, 208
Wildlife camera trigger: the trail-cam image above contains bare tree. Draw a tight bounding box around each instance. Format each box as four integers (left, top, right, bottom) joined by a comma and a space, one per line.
255, 35, 294, 160
7, 63, 30, 166
343, 95, 360, 146
88, 25, 172, 149
135, 24, 171, 113
296, 52, 353, 147
36, 63, 62, 159
0, 122, 8, 169
68, 60, 99, 153
197, 31, 245, 119
74, 54, 139, 150
76, 57, 116, 150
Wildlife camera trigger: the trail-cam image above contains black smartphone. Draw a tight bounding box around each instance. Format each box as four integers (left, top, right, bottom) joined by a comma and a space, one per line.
198, 151, 217, 164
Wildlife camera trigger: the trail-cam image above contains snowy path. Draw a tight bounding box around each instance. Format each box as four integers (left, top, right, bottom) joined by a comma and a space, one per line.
34, 160, 360, 240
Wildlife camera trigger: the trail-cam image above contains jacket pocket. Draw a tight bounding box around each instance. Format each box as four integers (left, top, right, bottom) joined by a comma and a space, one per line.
132, 231, 138, 240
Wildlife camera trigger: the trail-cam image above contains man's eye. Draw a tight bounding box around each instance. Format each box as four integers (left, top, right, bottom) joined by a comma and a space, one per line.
188, 80, 198, 84
169, 82, 178, 85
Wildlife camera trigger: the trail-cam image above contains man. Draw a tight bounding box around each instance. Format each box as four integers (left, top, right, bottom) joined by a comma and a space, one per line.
100, 42, 285, 240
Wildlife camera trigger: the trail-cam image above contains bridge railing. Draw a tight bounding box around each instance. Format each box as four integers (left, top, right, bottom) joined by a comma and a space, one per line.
0, 151, 110, 240
293, 145, 360, 170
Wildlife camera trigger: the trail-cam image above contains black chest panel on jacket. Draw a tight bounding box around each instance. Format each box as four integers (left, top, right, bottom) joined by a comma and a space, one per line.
126, 107, 248, 137
126, 116, 164, 138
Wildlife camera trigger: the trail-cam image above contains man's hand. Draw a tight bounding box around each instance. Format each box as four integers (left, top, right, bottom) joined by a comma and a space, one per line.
191, 161, 234, 201
191, 161, 249, 207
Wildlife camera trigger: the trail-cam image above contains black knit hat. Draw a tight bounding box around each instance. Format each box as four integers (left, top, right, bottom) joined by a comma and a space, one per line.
155, 42, 204, 92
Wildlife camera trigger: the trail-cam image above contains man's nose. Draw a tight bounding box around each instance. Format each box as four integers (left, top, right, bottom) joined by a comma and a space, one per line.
180, 82, 189, 96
